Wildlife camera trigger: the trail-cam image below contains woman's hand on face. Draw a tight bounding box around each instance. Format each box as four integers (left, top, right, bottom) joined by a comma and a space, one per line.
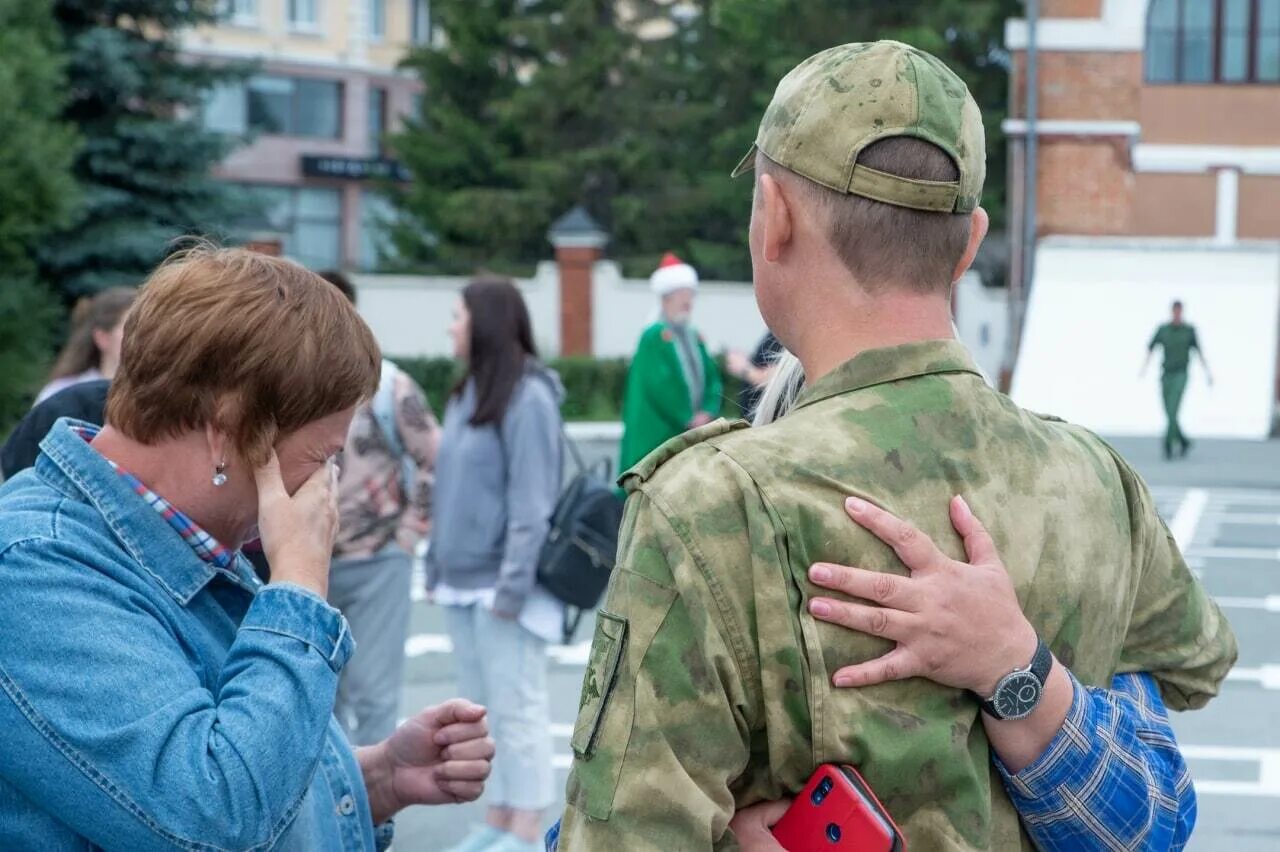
363, 699, 494, 823
729, 800, 791, 851
254, 451, 339, 598
808, 496, 1038, 699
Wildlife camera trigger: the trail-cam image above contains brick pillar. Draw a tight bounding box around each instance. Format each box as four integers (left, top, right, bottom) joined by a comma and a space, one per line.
553, 244, 602, 356
547, 206, 608, 356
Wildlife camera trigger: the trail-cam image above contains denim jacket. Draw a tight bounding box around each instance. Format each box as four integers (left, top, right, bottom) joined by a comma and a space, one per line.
0, 420, 379, 851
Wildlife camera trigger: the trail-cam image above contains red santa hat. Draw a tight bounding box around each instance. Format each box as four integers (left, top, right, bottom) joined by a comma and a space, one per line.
649, 252, 699, 295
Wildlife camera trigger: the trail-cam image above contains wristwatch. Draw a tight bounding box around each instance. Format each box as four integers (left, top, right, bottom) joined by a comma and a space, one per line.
980, 638, 1053, 721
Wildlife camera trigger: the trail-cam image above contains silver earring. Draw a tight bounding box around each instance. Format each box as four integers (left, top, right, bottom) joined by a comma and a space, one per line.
212, 463, 228, 487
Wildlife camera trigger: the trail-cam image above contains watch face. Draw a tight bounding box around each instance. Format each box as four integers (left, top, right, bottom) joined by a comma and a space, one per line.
993, 671, 1042, 720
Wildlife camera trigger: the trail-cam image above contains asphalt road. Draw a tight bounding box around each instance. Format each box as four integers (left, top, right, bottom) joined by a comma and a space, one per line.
390, 434, 1280, 851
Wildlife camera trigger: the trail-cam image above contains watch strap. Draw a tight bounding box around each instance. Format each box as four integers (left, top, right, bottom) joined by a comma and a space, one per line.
1028, 637, 1053, 684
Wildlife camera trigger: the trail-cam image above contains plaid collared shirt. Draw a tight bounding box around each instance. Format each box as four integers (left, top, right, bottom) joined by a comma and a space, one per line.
71, 424, 235, 571
546, 671, 1193, 852
994, 670, 1195, 851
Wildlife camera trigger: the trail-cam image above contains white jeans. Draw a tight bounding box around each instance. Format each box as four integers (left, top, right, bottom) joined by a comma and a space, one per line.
443, 602, 555, 811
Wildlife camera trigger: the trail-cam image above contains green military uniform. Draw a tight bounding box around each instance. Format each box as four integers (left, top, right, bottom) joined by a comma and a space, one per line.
1148, 322, 1201, 456
561, 341, 1235, 851
619, 321, 723, 473
559, 42, 1236, 850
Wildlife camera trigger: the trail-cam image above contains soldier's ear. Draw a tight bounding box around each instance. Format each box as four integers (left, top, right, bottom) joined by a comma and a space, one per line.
759, 173, 793, 263
951, 206, 989, 285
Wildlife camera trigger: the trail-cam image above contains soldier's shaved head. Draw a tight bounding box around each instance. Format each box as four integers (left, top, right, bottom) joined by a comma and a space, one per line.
755, 138, 973, 294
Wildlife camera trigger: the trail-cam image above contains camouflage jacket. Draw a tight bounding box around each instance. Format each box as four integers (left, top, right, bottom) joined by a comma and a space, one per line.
558, 340, 1236, 851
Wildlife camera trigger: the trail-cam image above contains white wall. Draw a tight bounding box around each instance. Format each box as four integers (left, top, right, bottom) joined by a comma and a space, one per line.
953, 271, 1008, 385
352, 262, 561, 358
1012, 239, 1280, 439
355, 261, 768, 360
355, 262, 1011, 390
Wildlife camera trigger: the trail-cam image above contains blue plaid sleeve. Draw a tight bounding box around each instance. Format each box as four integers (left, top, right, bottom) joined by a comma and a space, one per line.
994, 671, 1195, 851
545, 819, 560, 852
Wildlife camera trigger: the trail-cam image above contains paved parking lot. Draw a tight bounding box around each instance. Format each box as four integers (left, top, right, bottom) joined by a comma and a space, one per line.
393, 437, 1280, 850
1149, 483, 1280, 850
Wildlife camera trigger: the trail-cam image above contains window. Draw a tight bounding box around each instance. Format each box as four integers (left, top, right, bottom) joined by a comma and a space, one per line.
368, 86, 388, 155
221, 0, 258, 25
253, 186, 343, 270
1147, 0, 1280, 82
360, 192, 398, 270
289, 0, 320, 31
206, 76, 343, 139
204, 81, 247, 134
245, 75, 343, 138
369, 0, 386, 41
1262, 0, 1280, 80
411, 0, 431, 45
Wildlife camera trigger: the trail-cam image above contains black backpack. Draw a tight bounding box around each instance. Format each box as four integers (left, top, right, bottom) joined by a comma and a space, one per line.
537, 432, 626, 642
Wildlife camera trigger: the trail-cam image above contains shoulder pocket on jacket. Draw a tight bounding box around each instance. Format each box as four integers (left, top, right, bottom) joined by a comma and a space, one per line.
571, 610, 628, 759
565, 571, 677, 821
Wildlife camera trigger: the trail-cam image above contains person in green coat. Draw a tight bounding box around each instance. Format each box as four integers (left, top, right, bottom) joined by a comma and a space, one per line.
618, 253, 723, 473
1142, 300, 1212, 460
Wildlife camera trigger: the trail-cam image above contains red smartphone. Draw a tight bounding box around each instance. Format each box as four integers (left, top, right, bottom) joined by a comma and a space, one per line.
771, 764, 905, 852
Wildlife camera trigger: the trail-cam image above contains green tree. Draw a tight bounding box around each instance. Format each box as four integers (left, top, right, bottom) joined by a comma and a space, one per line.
390, 0, 528, 272
392, 0, 1017, 279
40, 0, 252, 297
391, 0, 656, 274
0, 0, 80, 431
617, 0, 1018, 280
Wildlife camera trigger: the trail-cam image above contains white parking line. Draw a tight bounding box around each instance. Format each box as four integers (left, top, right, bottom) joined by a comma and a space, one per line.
547, 643, 593, 666
404, 633, 593, 664
1201, 488, 1280, 502
1215, 595, 1280, 611
1203, 513, 1280, 526
405, 634, 453, 656
1170, 489, 1209, 551
1186, 546, 1280, 561
1226, 665, 1280, 690
1184, 746, 1280, 798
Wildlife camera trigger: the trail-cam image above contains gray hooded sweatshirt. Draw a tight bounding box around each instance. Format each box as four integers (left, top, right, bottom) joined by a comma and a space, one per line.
425, 360, 565, 617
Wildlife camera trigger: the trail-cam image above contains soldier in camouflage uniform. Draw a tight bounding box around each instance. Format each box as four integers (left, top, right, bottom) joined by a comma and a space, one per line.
556, 41, 1236, 851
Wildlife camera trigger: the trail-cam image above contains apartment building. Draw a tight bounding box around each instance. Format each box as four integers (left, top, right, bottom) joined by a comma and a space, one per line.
185, 0, 429, 270
1006, 0, 1280, 248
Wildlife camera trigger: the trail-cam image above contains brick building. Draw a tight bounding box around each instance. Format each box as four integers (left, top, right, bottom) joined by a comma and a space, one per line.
1006, 0, 1280, 249
1005, 0, 1280, 437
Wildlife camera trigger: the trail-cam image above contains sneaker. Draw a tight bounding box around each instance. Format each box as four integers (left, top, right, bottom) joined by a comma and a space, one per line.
486, 834, 544, 852
442, 825, 508, 852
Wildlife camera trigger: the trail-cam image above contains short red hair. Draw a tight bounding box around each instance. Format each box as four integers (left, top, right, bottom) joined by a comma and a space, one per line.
106, 246, 381, 465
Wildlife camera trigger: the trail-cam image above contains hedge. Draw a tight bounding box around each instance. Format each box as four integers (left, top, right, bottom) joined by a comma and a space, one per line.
392, 355, 748, 422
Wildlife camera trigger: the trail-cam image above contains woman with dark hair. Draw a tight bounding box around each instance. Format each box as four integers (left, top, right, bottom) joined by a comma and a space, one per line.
427, 276, 565, 852
36, 286, 136, 403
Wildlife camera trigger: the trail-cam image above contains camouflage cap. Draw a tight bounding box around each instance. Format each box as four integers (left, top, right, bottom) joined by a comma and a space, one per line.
732, 41, 986, 214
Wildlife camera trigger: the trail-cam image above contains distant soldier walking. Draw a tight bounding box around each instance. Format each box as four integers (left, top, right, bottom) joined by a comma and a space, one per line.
1142, 300, 1212, 459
